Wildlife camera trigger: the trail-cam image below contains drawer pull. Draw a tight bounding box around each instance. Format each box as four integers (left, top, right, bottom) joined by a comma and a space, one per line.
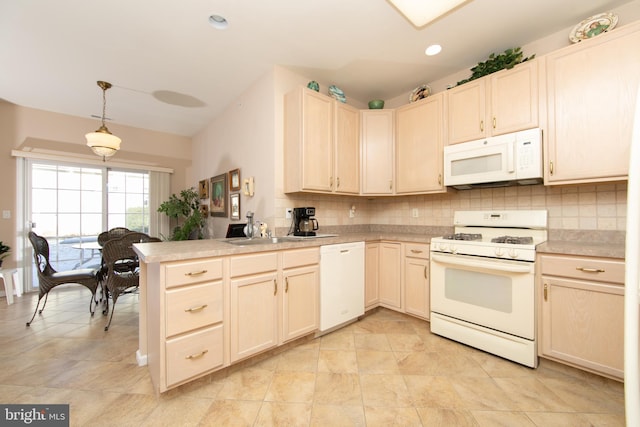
544, 283, 548, 301
185, 349, 208, 360
411, 249, 423, 254
285, 277, 289, 293
184, 304, 208, 313
185, 270, 208, 277
576, 267, 605, 273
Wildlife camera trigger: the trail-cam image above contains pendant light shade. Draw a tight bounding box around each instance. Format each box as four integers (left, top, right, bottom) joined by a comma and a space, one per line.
86, 81, 121, 160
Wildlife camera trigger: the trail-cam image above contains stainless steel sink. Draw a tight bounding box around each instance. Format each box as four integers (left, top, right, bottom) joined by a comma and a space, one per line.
225, 236, 301, 246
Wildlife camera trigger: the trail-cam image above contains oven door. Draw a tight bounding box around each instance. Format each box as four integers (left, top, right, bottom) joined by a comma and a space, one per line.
430, 252, 535, 340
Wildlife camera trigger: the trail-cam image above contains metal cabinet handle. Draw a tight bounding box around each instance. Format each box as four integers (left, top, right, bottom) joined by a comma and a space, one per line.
576, 267, 605, 273
424, 266, 428, 279
544, 283, 548, 301
285, 277, 289, 293
337, 177, 340, 188
389, 180, 393, 191
480, 120, 484, 132
274, 279, 278, 295
185, 349, 208, 360
549, 161, 554, 175
411, 249, 423, 254
184, 304, 208, 313
185, 270, 207, 276
492, 117, 496, 129
438, 173, 442, 185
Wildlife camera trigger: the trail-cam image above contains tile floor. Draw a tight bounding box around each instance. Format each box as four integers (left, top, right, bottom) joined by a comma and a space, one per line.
0, 287, 626, 426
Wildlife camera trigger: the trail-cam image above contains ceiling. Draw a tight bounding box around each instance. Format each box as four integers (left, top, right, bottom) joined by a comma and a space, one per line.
0, 0, 633, 137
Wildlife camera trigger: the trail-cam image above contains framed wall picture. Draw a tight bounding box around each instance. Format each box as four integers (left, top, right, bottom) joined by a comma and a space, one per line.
210, 173, 227, 217
230, 193, 240, 220
198, 179, 209, 199
199, 203, 209, 217
229, 168, 241, 191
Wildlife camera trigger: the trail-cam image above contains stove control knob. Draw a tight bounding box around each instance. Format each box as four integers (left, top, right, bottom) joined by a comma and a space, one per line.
508, 249, 519, 259
495, 248, 504, 257
451, 246, 458, 254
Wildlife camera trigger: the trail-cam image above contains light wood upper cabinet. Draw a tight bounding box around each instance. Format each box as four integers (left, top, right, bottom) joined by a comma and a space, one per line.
538, 254, 625, 380
543, 22, 640, 185
361, 110, 395, 195
447, 59, 538, 144
334, 102, 360, 194
284, 87, 360, 194
395, 93, 445, 194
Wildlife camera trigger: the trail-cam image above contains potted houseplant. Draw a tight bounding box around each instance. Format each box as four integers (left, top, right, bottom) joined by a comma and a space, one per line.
0, 241, 10, 268
157, 187, 205, 240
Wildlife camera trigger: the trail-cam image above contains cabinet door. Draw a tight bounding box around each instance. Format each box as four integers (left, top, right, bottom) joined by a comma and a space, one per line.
334, 102, 360, 194
230, 272, 279, 362
378, 242, 401, 309
282, 265, 319, 342
364, 243, 380, 310
540, 276, 624, 379
284, 87, 333, 192
447, 79, 486, 144
544, 23, 640, 184
361, 110, 394, 194
404, 257, 429, 319
396, 94, 444, 193
490, 59, 538, 136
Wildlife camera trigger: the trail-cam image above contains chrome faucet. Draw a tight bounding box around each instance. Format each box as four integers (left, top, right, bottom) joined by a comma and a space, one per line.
245, 211, 255, 239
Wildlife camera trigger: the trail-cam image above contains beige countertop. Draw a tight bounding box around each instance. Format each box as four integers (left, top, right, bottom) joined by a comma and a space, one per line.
134, 232, 437, 264
536, 240, 625, 260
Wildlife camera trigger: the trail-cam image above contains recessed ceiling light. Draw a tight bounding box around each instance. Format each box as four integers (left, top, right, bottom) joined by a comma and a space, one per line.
425, 44, 442, 56
208, 14, 228, 30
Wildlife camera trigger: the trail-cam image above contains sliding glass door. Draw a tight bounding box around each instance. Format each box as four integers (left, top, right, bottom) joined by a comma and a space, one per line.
27, 160, 149, 289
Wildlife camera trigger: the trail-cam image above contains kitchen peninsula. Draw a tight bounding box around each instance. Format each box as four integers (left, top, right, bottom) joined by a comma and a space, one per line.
133, 232, 435, 393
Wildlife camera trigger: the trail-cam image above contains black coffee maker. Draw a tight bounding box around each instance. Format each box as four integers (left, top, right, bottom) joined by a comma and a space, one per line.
293, 207, 319, 236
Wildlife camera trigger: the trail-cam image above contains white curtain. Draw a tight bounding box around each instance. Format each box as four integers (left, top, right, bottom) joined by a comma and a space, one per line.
149, 170, 171, 240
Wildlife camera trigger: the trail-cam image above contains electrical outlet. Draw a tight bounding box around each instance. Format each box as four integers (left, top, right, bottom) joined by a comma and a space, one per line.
412, 208, 419, 218
2, 210, 9, 219
349, 209, 355, 218
285, 208, 293, 219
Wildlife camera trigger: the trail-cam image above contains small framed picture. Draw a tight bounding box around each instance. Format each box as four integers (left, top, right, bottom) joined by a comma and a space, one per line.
210, 173, 227, 217
230, 193, 240, 220
198, 179, 209, 199
199, 203, 209, 217
229, 168, 241, 191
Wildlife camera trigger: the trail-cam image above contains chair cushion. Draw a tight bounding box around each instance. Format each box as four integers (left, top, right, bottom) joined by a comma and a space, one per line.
50, 268, 97, 281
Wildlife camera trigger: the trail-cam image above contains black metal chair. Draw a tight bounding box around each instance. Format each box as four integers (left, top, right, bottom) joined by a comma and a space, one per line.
26, 231, 99, 326
101, 232, 160, 331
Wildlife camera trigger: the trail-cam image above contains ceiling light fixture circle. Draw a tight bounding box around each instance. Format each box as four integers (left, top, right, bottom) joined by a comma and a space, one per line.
208, 14, 229, 30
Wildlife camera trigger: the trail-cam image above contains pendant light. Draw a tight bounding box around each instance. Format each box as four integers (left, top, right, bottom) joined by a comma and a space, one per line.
85, 81, 121, 160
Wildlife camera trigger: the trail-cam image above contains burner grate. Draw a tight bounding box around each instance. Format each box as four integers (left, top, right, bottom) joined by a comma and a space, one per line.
442, 233, 483, 241
491, 236, 534, 245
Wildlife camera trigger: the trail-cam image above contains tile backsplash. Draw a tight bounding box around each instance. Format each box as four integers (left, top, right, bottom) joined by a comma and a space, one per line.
278, 182, 627, 232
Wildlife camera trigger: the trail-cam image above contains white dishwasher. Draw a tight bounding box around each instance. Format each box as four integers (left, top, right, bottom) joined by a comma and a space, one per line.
320, 241, 365, 333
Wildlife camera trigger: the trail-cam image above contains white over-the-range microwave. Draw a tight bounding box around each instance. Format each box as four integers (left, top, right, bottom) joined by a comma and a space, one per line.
443, 128, 543, 190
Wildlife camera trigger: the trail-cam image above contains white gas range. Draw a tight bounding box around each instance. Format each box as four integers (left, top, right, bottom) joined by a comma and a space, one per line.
430, 210, 548, 368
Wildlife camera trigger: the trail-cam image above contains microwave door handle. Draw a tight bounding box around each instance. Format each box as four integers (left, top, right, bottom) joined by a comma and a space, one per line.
431, 253, 532, 273
507, 142, 515, 173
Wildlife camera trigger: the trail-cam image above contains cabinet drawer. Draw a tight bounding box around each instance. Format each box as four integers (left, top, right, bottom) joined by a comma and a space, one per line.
166, 282, 223, 337
404, 243, 430, 260
282, 247, 319, 269
165, 325, 224, 387
539, 254, 624, 284
230, 252, 278, 277
165, 258, 223, 289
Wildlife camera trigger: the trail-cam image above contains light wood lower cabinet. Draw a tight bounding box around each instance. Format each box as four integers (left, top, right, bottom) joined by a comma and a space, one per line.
538, 254, 625, 380
230, 248, 319, 363
403, 243, 430, 320
365, 243, 380, 310
148, 257, 226, 392
378, 242, 402, 310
